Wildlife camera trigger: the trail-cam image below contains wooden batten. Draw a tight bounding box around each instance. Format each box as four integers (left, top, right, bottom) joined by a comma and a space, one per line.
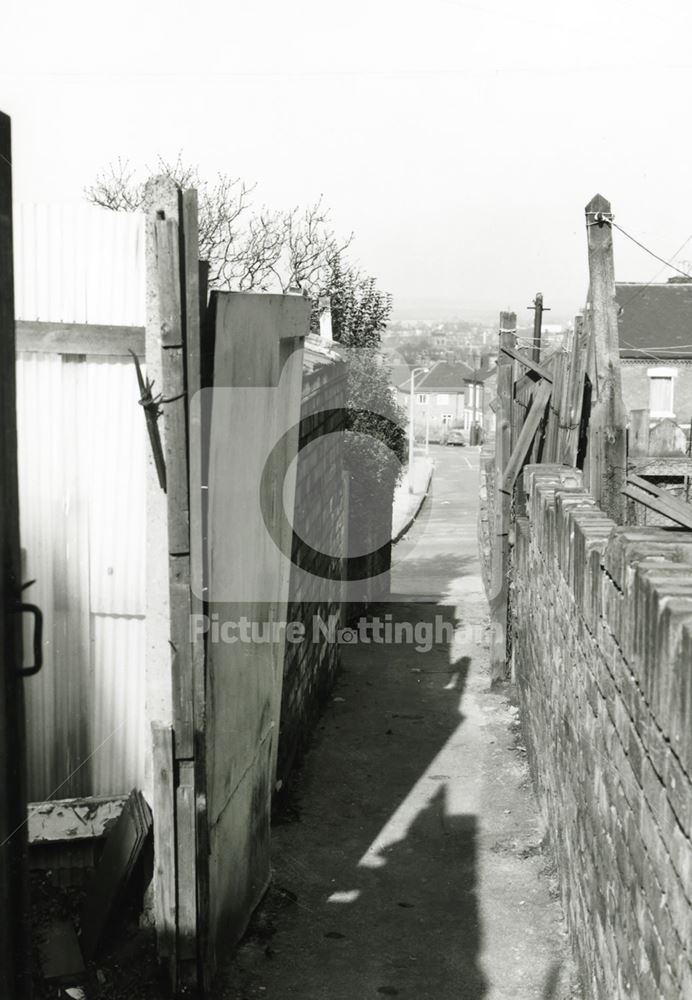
15, 321, 144, 358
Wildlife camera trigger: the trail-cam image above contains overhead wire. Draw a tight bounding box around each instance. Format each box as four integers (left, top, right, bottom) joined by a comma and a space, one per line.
616, 229, 692, 311
611, 220, 692, 280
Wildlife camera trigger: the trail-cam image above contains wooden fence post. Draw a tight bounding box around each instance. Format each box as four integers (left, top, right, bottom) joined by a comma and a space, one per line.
585, 194, 627, 522
627, 409, 650, 524
152, 723, 177, 986
543, 348, 567, 463
527, 293, 548, 463
560, 313, 588, 467
489, 311, 516, 684
144, 178, 204, 993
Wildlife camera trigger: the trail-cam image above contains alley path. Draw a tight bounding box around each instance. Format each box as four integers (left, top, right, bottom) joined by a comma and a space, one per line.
221, 446, 578, 1000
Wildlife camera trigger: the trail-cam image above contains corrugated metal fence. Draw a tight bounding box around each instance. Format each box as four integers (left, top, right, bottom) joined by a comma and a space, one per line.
15, 204, 147, 800
14, 203, 145, 326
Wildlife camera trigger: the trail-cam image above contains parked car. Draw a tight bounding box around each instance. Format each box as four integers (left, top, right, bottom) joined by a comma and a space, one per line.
445, 428, 467, 446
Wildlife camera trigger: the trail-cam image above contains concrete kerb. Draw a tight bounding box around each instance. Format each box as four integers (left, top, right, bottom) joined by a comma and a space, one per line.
392, 461, 435, 545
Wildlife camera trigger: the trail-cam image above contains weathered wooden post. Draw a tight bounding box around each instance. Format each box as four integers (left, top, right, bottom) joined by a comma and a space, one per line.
527, 293, 548, 463
143, 177, 205, 993
584, 194, 627, 522
489, 311, 516, 683
560, 313, 588, 467
627, 409, 650, 524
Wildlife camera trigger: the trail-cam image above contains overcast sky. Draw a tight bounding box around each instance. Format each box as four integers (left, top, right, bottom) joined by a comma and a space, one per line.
3, 0, 692, 321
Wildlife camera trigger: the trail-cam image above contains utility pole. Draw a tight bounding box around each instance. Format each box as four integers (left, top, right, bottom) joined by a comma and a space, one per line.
527, 292, 549, 364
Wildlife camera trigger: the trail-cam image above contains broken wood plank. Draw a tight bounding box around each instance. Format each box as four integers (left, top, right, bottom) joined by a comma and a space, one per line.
623, 475, 692, 530
514, 347, 559, 394
502, 380, 553, 490
28, 798, 127, 843
502, 343, 554, 384
628, 457, 692, 477
79, 790, 152, 960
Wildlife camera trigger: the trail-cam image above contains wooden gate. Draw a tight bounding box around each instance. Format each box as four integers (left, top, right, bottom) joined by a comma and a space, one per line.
143, 179, 310, 992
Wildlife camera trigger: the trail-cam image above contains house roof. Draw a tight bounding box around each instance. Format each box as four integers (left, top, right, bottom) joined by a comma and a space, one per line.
415, 361, 476, 391
615, 282, 692, 359
467, 362, 496, 383
394, 360, 494, 392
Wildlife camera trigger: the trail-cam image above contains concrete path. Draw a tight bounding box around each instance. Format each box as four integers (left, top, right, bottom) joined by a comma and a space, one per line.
221, 445, 580, 1000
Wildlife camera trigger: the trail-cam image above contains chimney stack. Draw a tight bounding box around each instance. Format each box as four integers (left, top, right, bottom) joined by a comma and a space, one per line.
319, 296, 333, 346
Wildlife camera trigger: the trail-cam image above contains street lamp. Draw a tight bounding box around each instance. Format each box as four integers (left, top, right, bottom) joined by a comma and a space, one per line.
408, 366, 429, 493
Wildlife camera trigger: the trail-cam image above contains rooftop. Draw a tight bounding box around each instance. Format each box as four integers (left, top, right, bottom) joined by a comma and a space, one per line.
615, 282, 692, 359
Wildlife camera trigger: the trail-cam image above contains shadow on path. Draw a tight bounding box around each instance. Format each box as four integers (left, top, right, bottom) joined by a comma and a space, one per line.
222, 600, 487, 1000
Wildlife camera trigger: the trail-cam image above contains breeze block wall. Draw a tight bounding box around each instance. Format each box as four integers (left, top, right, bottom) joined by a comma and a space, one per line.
512, 464, 692, 999
277, 344, 347, 790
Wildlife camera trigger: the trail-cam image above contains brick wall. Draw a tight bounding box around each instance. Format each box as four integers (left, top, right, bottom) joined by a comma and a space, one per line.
277, 347, 347, 790
622, 358, 692, 425
511, 464, 692, 998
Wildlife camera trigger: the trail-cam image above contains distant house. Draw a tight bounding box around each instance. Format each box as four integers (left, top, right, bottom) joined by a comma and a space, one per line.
396, 360, 493, 442
616, 282, 692, 425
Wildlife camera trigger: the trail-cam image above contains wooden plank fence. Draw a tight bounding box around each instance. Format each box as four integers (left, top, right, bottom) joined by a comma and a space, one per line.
486, 191, 692, 683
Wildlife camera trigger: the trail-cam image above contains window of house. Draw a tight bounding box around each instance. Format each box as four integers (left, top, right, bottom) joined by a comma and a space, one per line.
441, 413, 454, 425
436, 393, 450, 405
647, 367, 678, 418
416, 393, 428, 404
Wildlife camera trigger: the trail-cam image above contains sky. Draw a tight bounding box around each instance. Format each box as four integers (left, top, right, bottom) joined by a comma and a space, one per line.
3, 0, 692, 322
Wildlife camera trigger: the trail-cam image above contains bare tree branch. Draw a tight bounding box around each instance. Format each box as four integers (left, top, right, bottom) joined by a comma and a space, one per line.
86, 159, 351, 297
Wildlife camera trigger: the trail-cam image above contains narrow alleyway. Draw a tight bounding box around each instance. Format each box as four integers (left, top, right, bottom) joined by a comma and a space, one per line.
221, 446, 579, 1000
